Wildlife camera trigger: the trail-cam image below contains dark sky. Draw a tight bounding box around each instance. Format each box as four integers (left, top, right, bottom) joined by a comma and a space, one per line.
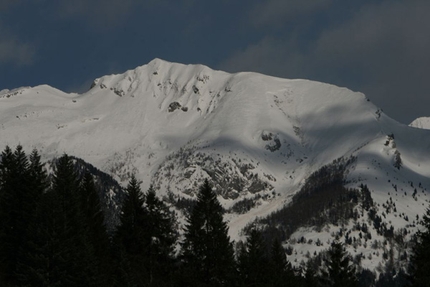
1, 0, 429, 124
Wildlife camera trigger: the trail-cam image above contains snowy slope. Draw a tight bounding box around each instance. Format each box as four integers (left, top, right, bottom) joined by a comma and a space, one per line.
410, 117, 430, 129
2, 58, 430, 271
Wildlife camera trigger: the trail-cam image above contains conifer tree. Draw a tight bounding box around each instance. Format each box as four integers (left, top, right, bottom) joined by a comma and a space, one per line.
28, 149, 48, 200
15, 148, 49, 286
409, 207, 430, 287
114, 174, 150, 286
0, 145, 39, 285
0, 146, 22, 285
270, 237, 296, 287
18, 154, 99, 286
144, 185, 176, 285
181, 179, 236, 286
321, 241, 357, 287
303, 260, 319, 287
17, 189, 69, 286
237, 229, 269, 287
79, 172, 112, 286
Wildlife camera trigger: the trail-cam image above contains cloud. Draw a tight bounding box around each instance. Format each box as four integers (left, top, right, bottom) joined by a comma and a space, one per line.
218, 37, 306, 79
313, 0, 430, 122
0, 0, 22, 12
314, 1, 430, 74
65, 78, 95, 94
0, 24, 35, 66
0, 40, 34, 66
0, 5, 35, 66
219, 1, 430, 123
56, 0, 138, 27
250, 0, 332, 28
55, 0, 194, 29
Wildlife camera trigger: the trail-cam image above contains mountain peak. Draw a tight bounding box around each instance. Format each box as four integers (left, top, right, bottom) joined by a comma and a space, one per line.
410, 117, 430, 129
2, 60, 430, 273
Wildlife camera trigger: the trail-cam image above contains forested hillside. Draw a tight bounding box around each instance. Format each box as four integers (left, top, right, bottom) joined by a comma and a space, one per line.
1, 145, 429, 286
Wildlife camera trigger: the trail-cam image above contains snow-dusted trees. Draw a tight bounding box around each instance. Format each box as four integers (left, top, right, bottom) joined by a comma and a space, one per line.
394, 150, 402, 170
409, 207, 430, 287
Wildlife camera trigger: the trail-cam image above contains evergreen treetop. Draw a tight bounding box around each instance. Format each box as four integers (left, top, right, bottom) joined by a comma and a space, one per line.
237, 229, 270, 287
321, 241, 358, 287
409, 207, 430, 287
270, 237, 296, 286
113, 174, 150, 286
181, 179, 236, 286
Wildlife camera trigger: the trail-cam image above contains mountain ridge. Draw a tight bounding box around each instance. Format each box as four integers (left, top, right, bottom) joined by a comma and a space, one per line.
1, 58, 430, 271
410, 116, 430, 129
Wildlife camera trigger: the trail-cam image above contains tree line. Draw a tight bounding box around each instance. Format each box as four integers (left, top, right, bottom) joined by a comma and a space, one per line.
0, 145, 429, 286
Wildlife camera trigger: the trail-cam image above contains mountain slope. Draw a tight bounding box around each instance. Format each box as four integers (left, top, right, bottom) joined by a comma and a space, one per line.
2, 59, 430, 271
410, 117, 430, 129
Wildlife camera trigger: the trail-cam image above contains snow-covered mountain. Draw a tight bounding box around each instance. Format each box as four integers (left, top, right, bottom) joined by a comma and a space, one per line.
2, 58, 430, 271
410, 117, 430, 129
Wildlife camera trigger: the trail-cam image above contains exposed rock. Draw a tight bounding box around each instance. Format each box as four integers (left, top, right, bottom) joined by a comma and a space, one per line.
266, 138, 281, 152
168, 101, 182, 112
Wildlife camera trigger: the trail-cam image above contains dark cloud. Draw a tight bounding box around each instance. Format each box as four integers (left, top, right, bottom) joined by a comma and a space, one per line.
56, 0, 138, 28
249, 0, 333, 28
220, 0, 430, 123
313, 0, 430, 123
0, 40, 34, 66
314, 1, 430, 71
0, 24, 35, 66
218, 37, 306, 78
55, 0, 196, 29
65, 78, 95, 94
0, 0, 21, 12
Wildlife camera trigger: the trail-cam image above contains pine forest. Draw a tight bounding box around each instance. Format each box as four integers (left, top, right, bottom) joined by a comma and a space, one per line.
0, 145, 429, 286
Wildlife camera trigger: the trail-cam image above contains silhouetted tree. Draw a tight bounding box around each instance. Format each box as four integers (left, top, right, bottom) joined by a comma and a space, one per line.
320, 241, 357, 287
113, 174, 150, 286
181, 179, 236, 286
17, 154, 99, 286
79, 172, 112, 286
409, 207, 430, 287
0, 146, 27, 285
304, 259, 319, 287
144, 185, 176, 285
237, 229, 269, 287
0, 146, 48, 286
270, 237, 296, 286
